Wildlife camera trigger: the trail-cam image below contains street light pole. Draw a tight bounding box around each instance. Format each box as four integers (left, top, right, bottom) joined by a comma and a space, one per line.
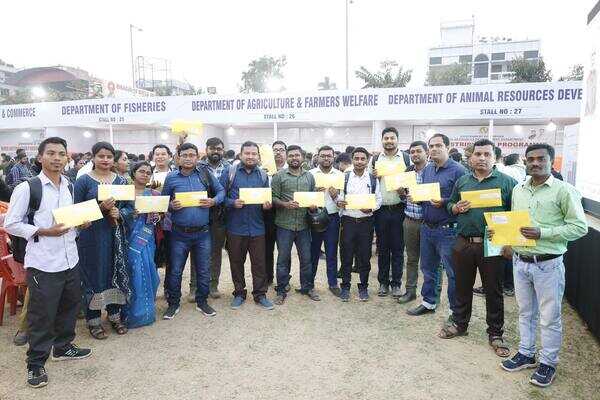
130, 24, 142, 89
345, 0, 349, 89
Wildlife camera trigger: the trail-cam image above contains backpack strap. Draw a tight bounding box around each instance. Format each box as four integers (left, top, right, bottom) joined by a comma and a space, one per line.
197, 165, 215, 198
369, 174, 377, 194
227, 160, 241, 193
343, 171, 351, 195
26, 176, 43, 243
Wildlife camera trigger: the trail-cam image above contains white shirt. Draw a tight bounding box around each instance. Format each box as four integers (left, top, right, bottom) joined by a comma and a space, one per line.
310, 166, 343, 214
4, 172, 79, 273
338, 170, 382, 218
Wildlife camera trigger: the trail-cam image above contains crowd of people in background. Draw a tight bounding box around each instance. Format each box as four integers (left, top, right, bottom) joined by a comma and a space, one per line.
1, 128, 587, 390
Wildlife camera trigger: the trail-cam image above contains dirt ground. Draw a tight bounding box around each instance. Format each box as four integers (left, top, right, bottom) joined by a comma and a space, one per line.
1, 251, 599, 400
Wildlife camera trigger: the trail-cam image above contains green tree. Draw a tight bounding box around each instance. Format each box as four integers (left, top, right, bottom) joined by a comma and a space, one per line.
318, 76, 337, 90
426, 63, 471, 86
355, 60, 412, 88
510, 57, 552, 83
559, 64, 584, 81
240, 55, 287, 93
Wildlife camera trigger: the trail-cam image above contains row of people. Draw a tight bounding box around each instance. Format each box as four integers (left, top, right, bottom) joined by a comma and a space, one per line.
4, 128, 587, 389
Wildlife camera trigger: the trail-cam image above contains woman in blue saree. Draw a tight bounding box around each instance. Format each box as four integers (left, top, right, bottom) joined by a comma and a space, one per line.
74, 142, 134, 340
122, 161, 160, 328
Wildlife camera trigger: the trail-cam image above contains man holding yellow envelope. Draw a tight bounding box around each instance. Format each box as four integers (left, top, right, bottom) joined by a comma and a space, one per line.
161, 143, 225, 320
440, 139, 517, 360
271, 145, 320, 305
336, 147, 382, 302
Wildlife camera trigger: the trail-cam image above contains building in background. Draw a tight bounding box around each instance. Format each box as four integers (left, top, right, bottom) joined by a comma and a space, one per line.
0, 60, 18, 99
428, 20, 542, 84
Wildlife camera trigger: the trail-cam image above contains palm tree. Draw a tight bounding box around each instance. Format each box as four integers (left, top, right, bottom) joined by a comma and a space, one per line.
355, 61, 412, 88
318, 76, 337, 90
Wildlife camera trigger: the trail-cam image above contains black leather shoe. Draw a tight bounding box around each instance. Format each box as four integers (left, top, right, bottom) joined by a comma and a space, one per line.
407, 304, 435, 316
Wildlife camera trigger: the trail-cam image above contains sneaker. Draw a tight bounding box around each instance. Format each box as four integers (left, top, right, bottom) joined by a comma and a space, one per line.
340, 288, 350, 302
358, 288, 369, 302
163, 305, 180, 320
391, 286, 402, 298
501, 352, 537, 372
307, 289, 321, 301
473, 286, 485, 297
329, 287, 341, 297
503, 287, 515, 297
13, 330, 28, 346
52, 344, 92, 361
256, 296, 274, 310
209, 288, 221, 299
196, 301, 217, 317
406, 304, 436, 316
378, 284, 389, 297
27, 366, 48, 388
284, 284, 291, 293
274, 294, 286, 305
230, 296, 245, 310
530, 363, 556, 387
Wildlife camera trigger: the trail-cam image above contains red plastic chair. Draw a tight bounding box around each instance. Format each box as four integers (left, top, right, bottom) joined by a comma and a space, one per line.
0, 229, 27, 326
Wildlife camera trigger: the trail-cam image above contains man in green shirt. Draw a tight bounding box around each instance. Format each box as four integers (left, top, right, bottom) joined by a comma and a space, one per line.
271, 145, 320, 304
440, 139, 517, 359
500, 143, 587, 388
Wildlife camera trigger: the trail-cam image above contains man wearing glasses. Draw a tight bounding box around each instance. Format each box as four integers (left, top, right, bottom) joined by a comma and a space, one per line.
310, 145, 343, 297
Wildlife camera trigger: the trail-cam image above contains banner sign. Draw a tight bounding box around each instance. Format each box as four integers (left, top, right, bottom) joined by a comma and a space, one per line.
0, 81, 582, 130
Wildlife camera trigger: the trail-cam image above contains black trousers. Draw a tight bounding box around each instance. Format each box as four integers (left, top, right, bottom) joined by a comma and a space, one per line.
264, 209, 277, 284
26, 265, 81, 369
227, 233, 267, 300
452, 237, 505, 337
340, 216, 374, 290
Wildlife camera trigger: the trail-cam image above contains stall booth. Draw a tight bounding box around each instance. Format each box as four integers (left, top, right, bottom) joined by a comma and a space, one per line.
0, 81, 582, 171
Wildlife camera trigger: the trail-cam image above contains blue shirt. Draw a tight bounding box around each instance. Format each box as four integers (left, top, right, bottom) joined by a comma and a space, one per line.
224, 163, 269, 236
421, 159, 467, 225
161, 168, 225, 228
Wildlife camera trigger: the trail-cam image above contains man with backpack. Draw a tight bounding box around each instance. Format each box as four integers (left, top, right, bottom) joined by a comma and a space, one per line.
4, 137, 92, 388
161, 143, 225, 320
223, 141, 274, 310
336, 147, 382, 302
187, 137, 231, 301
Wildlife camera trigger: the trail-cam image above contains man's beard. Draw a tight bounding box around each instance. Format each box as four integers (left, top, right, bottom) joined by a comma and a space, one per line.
209, 153, 222, 163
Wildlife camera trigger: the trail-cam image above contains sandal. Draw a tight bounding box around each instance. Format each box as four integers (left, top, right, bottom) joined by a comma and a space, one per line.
438, 323, 468, 339
89, 325, 108, 340
110, 320, 128, 335
489, 336, 510, 357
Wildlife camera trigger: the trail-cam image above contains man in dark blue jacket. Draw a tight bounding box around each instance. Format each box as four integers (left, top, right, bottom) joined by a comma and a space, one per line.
223, 141, 274, 310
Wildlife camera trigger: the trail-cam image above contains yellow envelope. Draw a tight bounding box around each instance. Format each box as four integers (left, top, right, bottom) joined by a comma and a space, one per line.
461, 188, 502, 208
484, 211, 536, 247
239, 188, 272, 205
171, 119, 203, 136
135, 196, 170, 213
52, 199, 104, 228
345, 194, 377, 210
375, 159, 405, 177
175, 191, 208, 208
259, 144, 277, 176
293, 192, 325, 207
383, 171, 417, 191
409, 183, 441, 202
314, 173, 344, 190
98, 185, 135, 201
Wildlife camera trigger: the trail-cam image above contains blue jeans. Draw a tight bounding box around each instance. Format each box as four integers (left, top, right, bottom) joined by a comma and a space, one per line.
375, 207, 405, 287
419, 224, 457, 311
310, 213, 340, 288
275, 227, 313, 295
166, 228, 211, 306
513, 255, 565, 368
